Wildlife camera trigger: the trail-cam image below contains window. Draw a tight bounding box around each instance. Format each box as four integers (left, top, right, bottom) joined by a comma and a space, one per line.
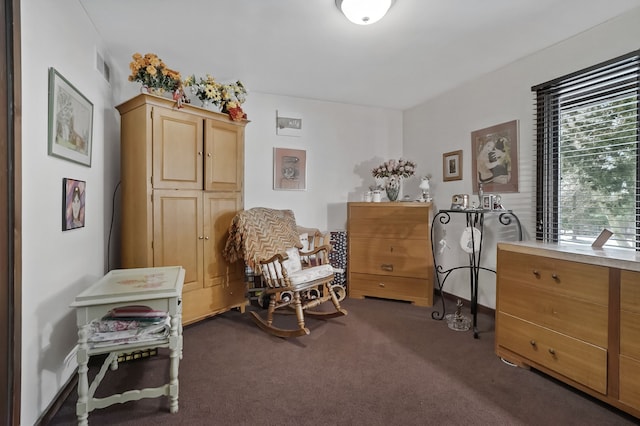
533, 50, 639, 250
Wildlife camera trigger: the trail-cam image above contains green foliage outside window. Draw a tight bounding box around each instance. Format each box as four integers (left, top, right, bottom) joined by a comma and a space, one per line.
558, 95, 638, 247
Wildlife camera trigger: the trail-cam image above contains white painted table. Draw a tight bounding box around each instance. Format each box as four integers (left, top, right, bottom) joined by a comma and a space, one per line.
70, 266, 185, 425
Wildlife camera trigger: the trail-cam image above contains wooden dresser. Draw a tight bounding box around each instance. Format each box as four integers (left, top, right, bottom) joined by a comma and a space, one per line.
116, 94, 248, 325
620, 270, 640, 412
347, 202, 433, 306
496, 241, 640, 418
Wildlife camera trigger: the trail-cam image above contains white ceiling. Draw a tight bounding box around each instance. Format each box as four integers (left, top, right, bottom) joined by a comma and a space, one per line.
79, 0, 640, 110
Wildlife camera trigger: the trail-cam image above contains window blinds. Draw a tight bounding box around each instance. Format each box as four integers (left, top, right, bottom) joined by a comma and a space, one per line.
533, 50, 640, 249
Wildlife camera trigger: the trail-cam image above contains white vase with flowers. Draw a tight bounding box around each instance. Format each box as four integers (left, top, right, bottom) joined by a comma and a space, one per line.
371, 158, 417, 201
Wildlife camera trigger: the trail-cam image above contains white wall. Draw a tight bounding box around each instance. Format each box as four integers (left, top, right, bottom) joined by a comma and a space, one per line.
21, 0, 119, 423
241, 93, 403, 230
403, 7, 640, 309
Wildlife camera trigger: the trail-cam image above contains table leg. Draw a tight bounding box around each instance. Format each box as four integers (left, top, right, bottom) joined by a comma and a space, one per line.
76, 326, 90, 425
472, 262, 479, 338
469, 211, 482, 339
169, 315, 180, 413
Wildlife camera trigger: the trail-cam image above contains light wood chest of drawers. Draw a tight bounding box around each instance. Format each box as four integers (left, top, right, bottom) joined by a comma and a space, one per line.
496, 242, 640, 419
347, 202, 433, 306
620, 270, 640, 412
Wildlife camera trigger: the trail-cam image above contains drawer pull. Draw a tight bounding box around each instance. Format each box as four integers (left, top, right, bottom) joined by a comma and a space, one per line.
532, 270, 540, 277
530, 340, 536, 347
378, 282, 385, 288
381, 264, 394, 272
548, 348, 556, 356
551, 273, 559, 280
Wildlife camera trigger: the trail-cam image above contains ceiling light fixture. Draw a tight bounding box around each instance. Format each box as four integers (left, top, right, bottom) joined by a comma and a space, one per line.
335, 0, 395, 26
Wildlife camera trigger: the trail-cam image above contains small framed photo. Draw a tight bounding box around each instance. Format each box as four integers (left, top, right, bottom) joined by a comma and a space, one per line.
273, 147, 306, 190
482, 194, 494, 210
276, 110, 303, 137
443, 150, 463, 181
63, 178, 86, 231
48, 68, 94, 167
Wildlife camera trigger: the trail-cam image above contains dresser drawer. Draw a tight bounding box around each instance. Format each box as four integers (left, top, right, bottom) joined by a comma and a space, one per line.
350, 237, 430, 278
497, 312, 607, 394
348, 204, 429, 239
620, 355, 640, 411
621, 270, 640, 314
621, 310, 640, 359
350, 272, 431, 306
497, 249, 608, 305
498, 280, 608, 347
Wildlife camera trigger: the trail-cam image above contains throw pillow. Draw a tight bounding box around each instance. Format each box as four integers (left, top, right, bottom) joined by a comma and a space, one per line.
282, 247, 302, 273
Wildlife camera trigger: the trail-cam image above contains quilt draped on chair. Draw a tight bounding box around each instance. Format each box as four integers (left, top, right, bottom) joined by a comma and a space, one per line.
223, 207, 302, 271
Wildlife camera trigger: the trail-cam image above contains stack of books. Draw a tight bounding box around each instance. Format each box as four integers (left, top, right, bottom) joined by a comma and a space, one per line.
87, 305, 171, 348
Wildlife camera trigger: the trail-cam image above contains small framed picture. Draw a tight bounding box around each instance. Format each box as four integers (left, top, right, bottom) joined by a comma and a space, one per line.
482, 194, 494, 210
273, 147, 306, 190
63, 178, 86, 230
443, 150, 463, 182
276, 110, 303, 137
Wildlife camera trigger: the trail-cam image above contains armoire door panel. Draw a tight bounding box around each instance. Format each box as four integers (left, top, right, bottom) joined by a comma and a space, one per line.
203, 192, 243, 291
152, 107, 203, 190
204, 120, 243, 191
153, 191, 204, 292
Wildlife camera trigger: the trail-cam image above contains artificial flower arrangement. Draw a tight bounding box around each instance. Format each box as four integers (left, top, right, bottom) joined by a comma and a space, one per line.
183, 74, 222, 105
372, 158, 417, 188
183, 75, 248, 121
128, 53, 182, 94
127, 52, 248, 120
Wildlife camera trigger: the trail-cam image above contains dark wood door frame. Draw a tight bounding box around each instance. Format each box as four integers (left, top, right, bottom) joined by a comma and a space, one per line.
1, 0, 22, 424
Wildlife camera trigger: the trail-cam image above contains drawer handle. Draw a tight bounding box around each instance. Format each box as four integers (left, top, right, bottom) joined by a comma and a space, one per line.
381, 264, 394, 272
530, 340, 536, 347
548, 348, 556, 356
378, 282, 385, 288
532, 270, 540, 277
551, 273, 559, 280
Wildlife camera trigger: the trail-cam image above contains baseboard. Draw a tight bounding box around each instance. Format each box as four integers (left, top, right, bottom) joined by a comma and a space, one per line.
35, 348, 161, 425
35, 369, 78, 426
438, 290, 495, 317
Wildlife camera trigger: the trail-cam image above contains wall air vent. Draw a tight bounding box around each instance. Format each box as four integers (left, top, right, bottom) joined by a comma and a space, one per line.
95, 49, 111, 84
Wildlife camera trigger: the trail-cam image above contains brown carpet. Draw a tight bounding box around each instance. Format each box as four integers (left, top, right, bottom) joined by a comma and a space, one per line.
48, 296, 638, 425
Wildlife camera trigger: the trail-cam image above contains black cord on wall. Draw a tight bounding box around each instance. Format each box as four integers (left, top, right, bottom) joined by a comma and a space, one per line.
107, 181, 121, 272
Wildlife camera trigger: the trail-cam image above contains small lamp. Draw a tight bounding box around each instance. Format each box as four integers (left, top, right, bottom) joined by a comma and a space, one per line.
419, 176, 432, 202
335, 0, 395, 26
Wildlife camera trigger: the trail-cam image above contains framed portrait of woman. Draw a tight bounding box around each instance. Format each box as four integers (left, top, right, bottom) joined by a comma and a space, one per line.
62, 178, 86, 230
471, 120, 519, 193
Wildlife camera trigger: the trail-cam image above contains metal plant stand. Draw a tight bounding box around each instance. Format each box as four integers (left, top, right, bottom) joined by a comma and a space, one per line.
430, 209, 522, 338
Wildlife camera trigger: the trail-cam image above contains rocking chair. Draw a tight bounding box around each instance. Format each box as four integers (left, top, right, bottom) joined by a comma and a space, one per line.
223, 207, 347, 337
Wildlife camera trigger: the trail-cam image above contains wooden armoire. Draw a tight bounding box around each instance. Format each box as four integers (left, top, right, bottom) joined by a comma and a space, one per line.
116, 94, 248, 325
